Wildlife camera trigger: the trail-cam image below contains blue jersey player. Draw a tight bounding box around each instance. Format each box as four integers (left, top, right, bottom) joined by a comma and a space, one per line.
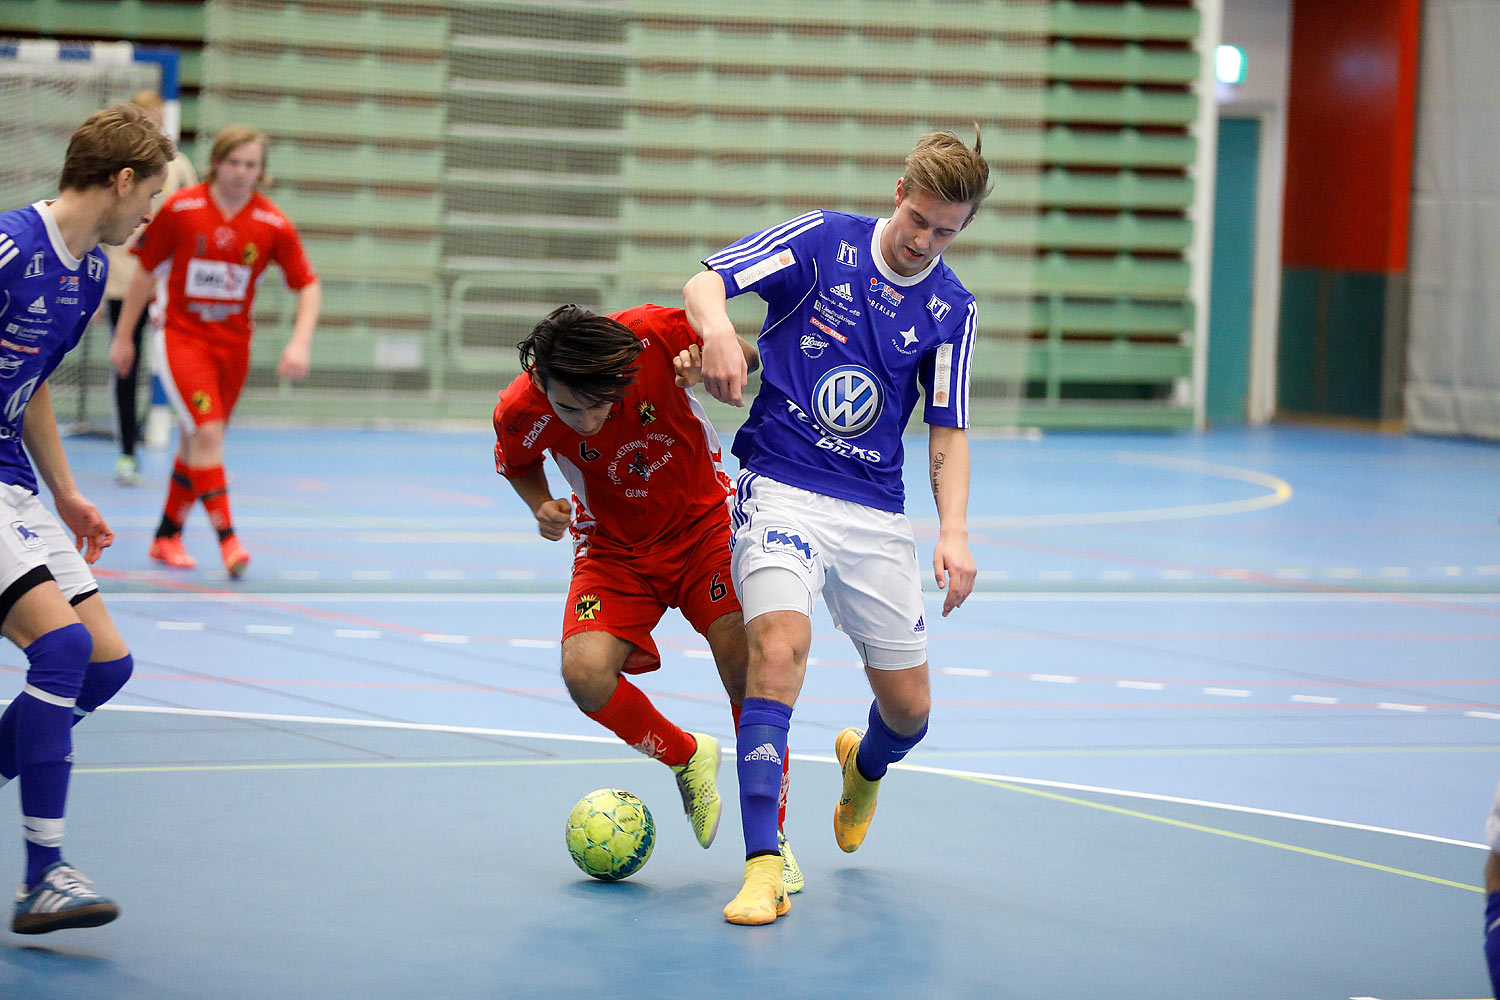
1485, 782, 1500, 996
683, 130, 989, 924
0, 104, 173, 934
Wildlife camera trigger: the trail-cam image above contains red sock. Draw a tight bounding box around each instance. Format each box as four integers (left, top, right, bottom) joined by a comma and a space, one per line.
732, 701, 789, 827
587, 677, 695, 767
189, 465, 235, 540
157, 459, 195, 536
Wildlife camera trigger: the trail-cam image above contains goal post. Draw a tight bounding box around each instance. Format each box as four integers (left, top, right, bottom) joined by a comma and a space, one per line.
0, 39, 179, 437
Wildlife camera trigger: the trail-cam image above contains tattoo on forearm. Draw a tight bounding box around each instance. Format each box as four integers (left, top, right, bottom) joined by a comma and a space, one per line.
931, 451, 946, 496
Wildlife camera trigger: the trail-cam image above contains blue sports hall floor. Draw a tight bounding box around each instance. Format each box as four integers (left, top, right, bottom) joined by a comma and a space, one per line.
0, 422, 1495, 999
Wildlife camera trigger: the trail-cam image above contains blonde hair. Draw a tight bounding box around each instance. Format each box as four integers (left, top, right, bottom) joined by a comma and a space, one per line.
130, 89, 164, 114
57, 103, 175, 192
206, 125, 270, 188
902, 126, 993, 216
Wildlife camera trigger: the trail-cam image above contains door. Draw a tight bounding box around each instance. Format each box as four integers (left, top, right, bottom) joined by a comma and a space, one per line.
1205, 116, 1261, 426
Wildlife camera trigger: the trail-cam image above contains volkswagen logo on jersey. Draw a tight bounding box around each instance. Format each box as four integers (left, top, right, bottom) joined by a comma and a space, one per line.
812, 364, 882, 438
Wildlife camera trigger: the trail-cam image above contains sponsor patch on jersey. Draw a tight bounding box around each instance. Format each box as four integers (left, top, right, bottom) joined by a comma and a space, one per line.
868, 278, 904, 306
830, 282, 853, 302
0, 356, 23, 379
636, 401, 657, 425
762, 526, 814, 568
836, 241, 858, 267
0, 339, 39, 355
933, 343, 954, 407
520, 413, 551, 449
20, 250, 41, 278
26, 297, 46, 316
241, 243, 259, 267
574, 593, 601, 621
812, 364, 882, 439
733, 249, 796, 289
186, 259, 252, 301
56, 275, 78, 293
927, 294, 951, 322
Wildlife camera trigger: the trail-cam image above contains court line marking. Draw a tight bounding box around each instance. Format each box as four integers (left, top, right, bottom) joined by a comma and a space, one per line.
964, 454, 1293, 527
958, 775, 1483, 894
77, 705, 1488, 855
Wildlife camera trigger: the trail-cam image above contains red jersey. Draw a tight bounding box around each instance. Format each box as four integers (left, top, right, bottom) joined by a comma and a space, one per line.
493, 304, 733, 552
132, 183, 316, 346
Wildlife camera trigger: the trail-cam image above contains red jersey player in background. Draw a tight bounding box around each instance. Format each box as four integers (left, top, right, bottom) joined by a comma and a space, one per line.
112, 125, 321, 578
493, 304, 801, 889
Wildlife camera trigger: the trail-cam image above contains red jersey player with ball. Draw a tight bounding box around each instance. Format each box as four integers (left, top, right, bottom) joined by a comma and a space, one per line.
494, 304, 799, 886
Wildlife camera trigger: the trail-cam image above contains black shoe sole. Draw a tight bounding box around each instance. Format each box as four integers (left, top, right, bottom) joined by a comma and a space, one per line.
12, 903, 120, 934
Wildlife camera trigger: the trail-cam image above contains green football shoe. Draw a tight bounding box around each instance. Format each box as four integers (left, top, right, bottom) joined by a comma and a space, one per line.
671, 733, 722, 848
778, 828, 804, 894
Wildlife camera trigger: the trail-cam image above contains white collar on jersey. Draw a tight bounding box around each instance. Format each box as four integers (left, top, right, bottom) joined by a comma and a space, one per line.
31, 201, 83, 271
870, 217, 940, 287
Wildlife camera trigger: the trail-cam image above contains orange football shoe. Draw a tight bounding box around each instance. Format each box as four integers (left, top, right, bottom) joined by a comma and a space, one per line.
219, 536, 250, 580
148, 535, 196, 570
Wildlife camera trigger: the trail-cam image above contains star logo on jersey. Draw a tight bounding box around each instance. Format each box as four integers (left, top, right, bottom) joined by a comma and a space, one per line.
574, 593, 601, 621
636, 401, 657, 425
892, 326, 920, 356
241, 243, 259, 267
192, 390, 213, 415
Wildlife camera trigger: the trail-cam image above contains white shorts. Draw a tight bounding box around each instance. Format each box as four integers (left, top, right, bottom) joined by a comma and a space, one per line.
729, 471, 927, 669
0, 483, 98, 616
1488, 781, 1500, 853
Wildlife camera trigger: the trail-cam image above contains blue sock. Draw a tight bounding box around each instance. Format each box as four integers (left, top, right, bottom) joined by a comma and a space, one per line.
0, 651, 125, 782
14, 624, 92, 887
737, 697, 791, 859
1486, 891, 1500, 998
854, 700, 927, 782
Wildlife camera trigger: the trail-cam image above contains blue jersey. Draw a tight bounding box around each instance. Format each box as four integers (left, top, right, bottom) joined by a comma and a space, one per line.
0, 202, 108, 493
704, 210, 975, 513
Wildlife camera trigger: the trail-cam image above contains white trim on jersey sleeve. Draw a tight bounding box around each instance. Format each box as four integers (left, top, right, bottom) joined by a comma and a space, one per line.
928, 300, 976, 427
681, 383, 729, 486
703, 211, 824, 272
0, 232, 19, 273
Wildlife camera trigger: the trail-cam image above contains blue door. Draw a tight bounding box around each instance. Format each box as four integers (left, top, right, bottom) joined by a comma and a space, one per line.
1206, 116, 1260, 426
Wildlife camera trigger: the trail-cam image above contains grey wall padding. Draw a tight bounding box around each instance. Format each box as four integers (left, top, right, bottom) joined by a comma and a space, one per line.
1406, 0, 1500, 438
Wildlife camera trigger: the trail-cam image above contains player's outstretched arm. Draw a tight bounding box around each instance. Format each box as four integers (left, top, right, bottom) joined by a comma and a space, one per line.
683, 269, 746, 406
507, 465, 572, 541
929, 424, 976, 617
21, 382, 113, 564
278, 278, 321, 380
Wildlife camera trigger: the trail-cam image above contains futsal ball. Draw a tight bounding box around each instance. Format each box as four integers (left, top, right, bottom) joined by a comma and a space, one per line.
565, 788, 656, 881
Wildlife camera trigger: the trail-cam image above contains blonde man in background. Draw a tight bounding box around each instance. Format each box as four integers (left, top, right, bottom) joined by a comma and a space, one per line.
102, 90, 197, 486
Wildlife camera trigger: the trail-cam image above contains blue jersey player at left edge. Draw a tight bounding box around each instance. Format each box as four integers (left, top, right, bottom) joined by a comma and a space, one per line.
0, 104, 174, 934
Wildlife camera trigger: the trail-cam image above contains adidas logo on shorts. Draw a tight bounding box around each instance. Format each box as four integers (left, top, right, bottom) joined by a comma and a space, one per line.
743, 742, 782, 765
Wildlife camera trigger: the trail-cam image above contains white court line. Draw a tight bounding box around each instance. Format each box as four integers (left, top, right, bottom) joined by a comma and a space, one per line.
156, 621, 204, 631
1117, 680, 1166, 691
78, 704, 1486, 851
1203, 687, 1252, 698
245, 624, 294, 635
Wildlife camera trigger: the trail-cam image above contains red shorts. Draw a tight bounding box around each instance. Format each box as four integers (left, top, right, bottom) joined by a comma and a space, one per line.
561, 507, 741, 673
160, 329, 250, 427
